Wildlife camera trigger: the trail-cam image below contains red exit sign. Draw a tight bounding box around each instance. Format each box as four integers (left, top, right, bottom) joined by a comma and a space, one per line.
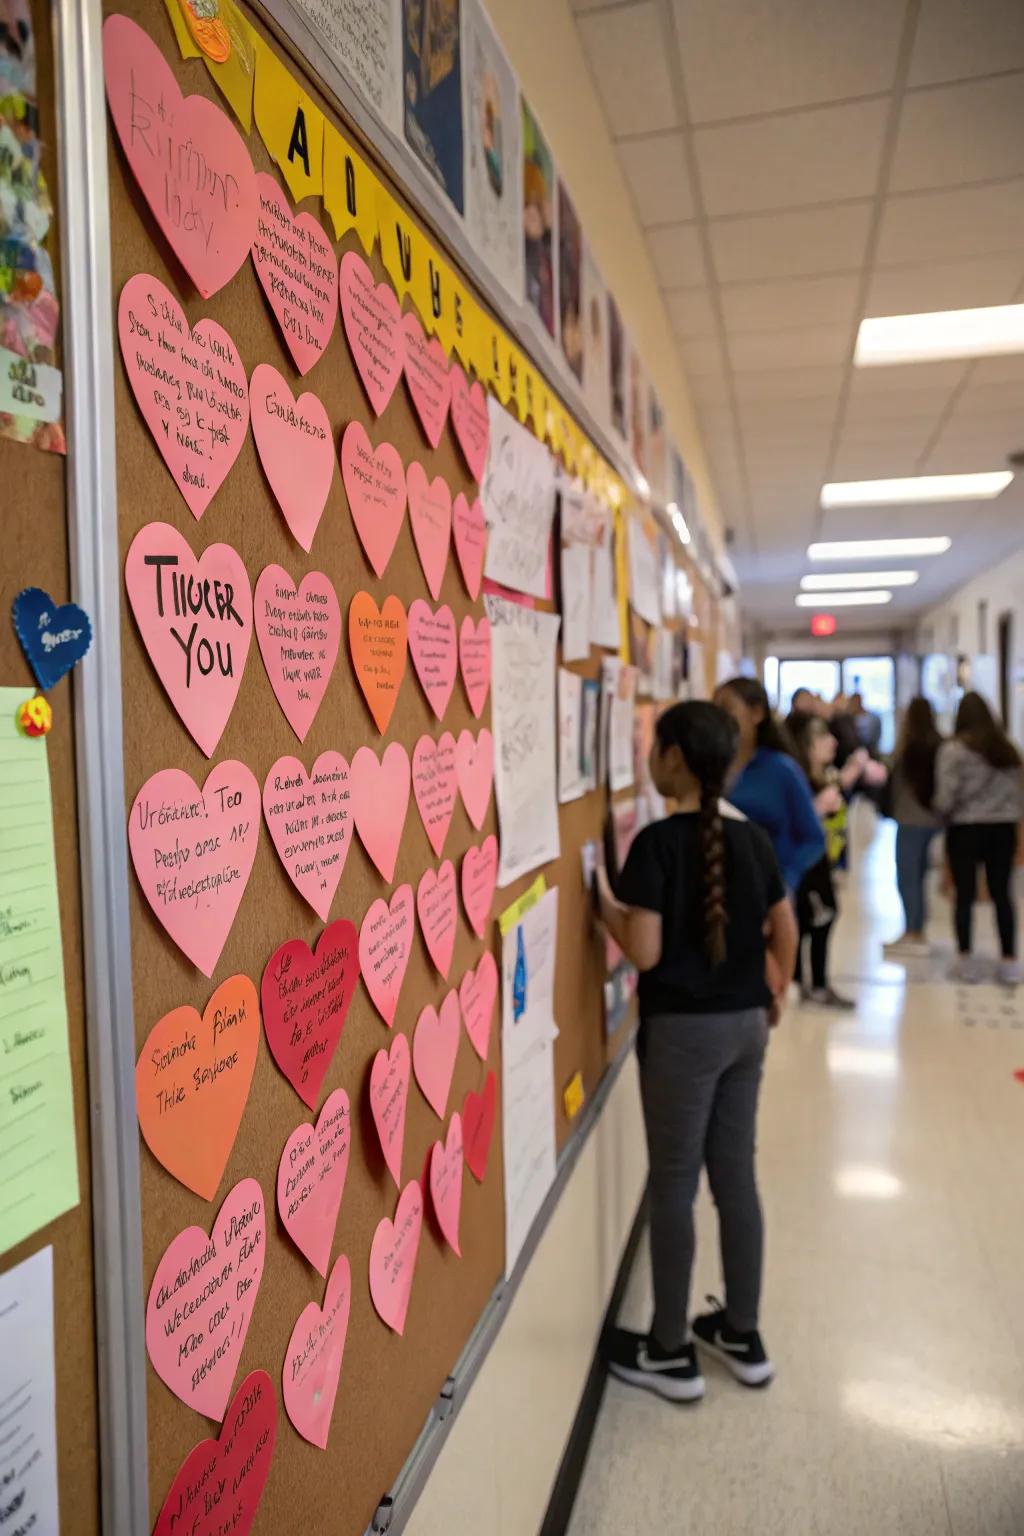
811, 614, 837, 637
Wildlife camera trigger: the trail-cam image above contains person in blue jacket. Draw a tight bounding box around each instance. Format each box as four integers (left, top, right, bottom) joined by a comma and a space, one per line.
715, 677, 825, 894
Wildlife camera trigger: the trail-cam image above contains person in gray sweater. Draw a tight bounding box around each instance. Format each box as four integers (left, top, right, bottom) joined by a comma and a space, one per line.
884, 697, 942, 959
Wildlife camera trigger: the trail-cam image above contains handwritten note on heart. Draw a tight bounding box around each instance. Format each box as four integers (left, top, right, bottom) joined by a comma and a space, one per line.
277, 1088, 350, 1275
340, 421, 406, 577
339, 250, 402, 415
463, 1071, 497, 1182
12, 587, 92, 691
402, 310, 451, 448
459, 615, 491, 719
250, 364, 334, 551
261, 920, 359, 1109
283, 1254, 350, 1450
349, 592, 407, 735
136, 974, 259, 1201
459, 951, 498, 1062
417, 860, 457, 980
370, 1031, 410, 1186
129, 761, 260, 977
455, 727, 494, 831
125, 521, 253, 757
118, 274, 250, 520
104, 15, 258, 297
254, 565, 340, 742
153, 1370, 277, 1536
450, 363, 490, 482
429, 1113, 464, 1256
413, 991, 460, 1119
251, 173, 338, 375
407, 462, 452, 601
359, 885, 414, 1027
461, 836, 498, 939
146, 1178, 266, 1420
351, 741, 410, 883
263, 754, 352, 921
408, 599, 457, 721
369, 1180, 423, 1335
412, 732, 457, 859
452, 493, 487, 600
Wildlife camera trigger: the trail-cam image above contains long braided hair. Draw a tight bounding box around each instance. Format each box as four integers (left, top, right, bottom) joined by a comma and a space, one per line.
655, 701, 738, 969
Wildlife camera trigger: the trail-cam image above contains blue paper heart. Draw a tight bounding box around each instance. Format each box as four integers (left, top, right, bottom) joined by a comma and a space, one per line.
12, 587, 93, 690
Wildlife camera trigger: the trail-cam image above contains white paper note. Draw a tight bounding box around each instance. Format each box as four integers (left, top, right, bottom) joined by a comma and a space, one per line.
482, 398, 557, 598
0, 1246, 60, 1532
627, 514, 661, 627
462, 0, 524, 303
560, 542, 591, 664
486, 596, 561, 885
557, 668, 586, 804
590, 509, 620, 651
603, 657, 638, 792
289, 0, 402, 132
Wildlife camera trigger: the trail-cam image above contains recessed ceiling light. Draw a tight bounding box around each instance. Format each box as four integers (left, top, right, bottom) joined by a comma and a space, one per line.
821, 472, 1012, 508
808, 537, 951, 560
795, 591, 893, 607
855, 303, 1024, 367
801, 571, 919, 590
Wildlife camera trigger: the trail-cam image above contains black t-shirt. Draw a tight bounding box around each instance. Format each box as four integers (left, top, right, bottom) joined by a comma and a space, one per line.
616, 810, 785, 1015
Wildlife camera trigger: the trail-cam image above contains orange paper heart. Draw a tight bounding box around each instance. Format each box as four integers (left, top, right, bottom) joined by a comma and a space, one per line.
349, 592, 408, 734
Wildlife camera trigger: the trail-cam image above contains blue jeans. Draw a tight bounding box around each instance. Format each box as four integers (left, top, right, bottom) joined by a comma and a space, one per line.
895, 824, 937, 934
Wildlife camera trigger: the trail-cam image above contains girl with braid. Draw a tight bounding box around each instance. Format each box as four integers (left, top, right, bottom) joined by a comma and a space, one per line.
596, 701, 797, 1403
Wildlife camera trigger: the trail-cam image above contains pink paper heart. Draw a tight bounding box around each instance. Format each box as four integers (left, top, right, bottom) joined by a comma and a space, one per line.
452, 492, 487, 600
370, 1031, 410, 1186
359, 885, 415, 1026
417, 860, 458, 980
145, 1177, 266, 1420
277, 1088, 351, 1275
369, 1180, 423, 1335
339, 250, 403, 415
125, 521, 253, 758
350, 741, 411, 883
412, 732, 457, 859
118, 274, 250, 520
340, 420, 407, 577
254, 565, 340, 743
251, 173, 338, 375
103, 15, 258, 297
449, 363, 490, 481
413, 991, 460, 1119
250, 364, 334, 552
402, 310, 451, 448
455, 727, 494, 831
459, 951, 498, 1062
429, 1113, 464, 1256
263, 754, 352, 921
408, 599, 457, 721
129, 762, 260, 977
152, 1370, 277, 1536
406, 462, 452, 601
261, 921, 359, 1109
282, 1254, 350, 1450
462, 1071, 497, 1182
459, 615, 491, 719
461, 836, 498, 939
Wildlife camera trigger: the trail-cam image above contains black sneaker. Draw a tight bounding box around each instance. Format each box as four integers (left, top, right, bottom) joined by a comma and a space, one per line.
606, 1326, 705, 1403
692, 1298, 774, 1387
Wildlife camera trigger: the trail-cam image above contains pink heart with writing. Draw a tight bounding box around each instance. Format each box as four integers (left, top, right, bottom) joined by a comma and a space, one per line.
417, 860, 458, 980
340, 420, 406, 578
104, 16, 258, 297
461, 836, 498, 939
282, 1255, 350, 1450
370, 1031, 410, 1186
145, 1177, 266, 1420
406, 462, 452, 601
429, 1113, 464, 1256
254, 565, 340, 743
413, 990, 460, 1119
263, 754, 352, 923
450, 363, 490, 482
129, 761, 260, 977
369, 1180, 423, 1335
412, 732, 457, 858
339, 250, 403, 415
250, 364, 334, 552
463, 1071, 497, 1182
251, 173, 337, 375
455, 727, 494, 831
402, 310, 451, 448
125, 521, 253, 758
459, 951, 498, 1062
452, 492, 487, 600
359, 885, 415, 1026
408, 599, 457, 721
351, 741, 410, 883
261, 920, 359, 1109
277, 1088, 351, 1276
152, 1370, 277, 1536
459, 615, 491, 719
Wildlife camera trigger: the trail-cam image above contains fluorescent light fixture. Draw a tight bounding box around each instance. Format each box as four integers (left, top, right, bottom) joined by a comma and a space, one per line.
821, 472, 1011, 508
809, 537, 951, 561
795, 590, 892, 607
801, 570, 919, 590
856, 303, 1024, 367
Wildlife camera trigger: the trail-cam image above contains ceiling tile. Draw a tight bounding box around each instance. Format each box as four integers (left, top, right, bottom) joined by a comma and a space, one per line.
678, 332, 728, 377
729, 326, 851, 371
846, 359, 968, 394
616, 132, 695, 225
864, 254, 1024, 316
577, 3, 678, 137
969, 355, 1024, 384
732, 365, 845, 402
890, 73, 1024, 192
909, 0, 1024, 86
708, 203, 873, 282
646, 222, 706, 286
721, 273, 860, 334
665, 286, 717, 337
844, 384, 958, 423
831, 440, 930, 480
876, 179, 1024, 264
952, 381, 1024, 419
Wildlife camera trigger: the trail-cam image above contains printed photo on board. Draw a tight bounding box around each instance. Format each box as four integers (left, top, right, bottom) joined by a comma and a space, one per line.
607, 291, 625, 439
403, 0, 464, 212
522, 98, 555, 338
462, 0, 523, 301
557, 181, 583, 382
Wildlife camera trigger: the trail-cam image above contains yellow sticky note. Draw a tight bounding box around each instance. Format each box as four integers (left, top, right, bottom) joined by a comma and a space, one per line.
563, 1071, 585, 1121
323, 122, 377, 254
252, 34, 324, 203
203, 0, 255, 133
498, 874, 548, 936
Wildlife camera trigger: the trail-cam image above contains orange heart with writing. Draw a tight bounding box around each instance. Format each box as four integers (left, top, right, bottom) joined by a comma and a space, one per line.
135, 974, 260, 1201
349, 591, 408, 734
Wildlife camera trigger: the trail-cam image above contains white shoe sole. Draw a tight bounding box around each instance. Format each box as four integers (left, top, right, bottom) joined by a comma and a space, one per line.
608, 1360, 705, 1403
694, 1337, 775, 1388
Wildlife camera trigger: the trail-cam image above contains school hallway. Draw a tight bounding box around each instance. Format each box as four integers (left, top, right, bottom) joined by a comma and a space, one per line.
568, 808, 1024, 1536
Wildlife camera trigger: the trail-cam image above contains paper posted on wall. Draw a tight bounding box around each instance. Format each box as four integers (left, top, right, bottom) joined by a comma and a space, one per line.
590, 506, 620, 651
0, 1246, 60, 1530
482, 397, 557, 598
461, 0, 523, 302
602, 657, 637, 791
486, 595, 561, 884
627, 513, 661, 627
557, 667, 586, 803
288, 0, 403, 133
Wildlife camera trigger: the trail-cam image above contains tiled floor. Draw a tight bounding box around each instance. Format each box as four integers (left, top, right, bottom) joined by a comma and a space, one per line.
569, 808, 1024, 1536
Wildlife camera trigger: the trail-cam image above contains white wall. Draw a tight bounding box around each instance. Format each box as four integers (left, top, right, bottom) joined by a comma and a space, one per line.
916, 547, 1024, 741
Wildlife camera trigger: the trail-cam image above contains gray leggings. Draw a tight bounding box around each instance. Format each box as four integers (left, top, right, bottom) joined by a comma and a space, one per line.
639, 1008, 768, 1345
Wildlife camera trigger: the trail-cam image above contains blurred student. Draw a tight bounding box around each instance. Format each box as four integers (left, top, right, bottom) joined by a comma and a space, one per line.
788, 712, 860, 1009
884, 698, 943, 958
597, 701, 797, 1402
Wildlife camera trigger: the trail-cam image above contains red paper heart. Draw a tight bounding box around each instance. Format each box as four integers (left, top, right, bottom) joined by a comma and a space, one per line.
417, 860, 458, 980
370, 1031, 410, 1186
452, 492, 486, 600
251, 173, 338, 375
461, 835, 498, 939
408, 599, 457, 721
429, 1112, 464, 1256
450, 362, 490, 481
459, 615, 491, 719
412, 732, 457, 858
152, 1370, 277, 1536
277, 1088, 351, 1275
402, 310, 451, 448
261, 921, 359, 1108
339, 250, 403, 414
463, 1070, 497, 1182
